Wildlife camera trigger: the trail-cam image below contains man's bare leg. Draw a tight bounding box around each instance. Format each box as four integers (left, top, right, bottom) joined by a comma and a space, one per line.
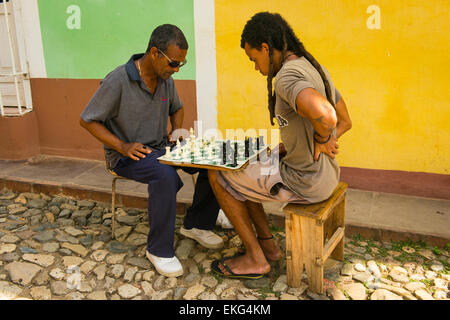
208, 170, 270, 275
245, 201, 282, 261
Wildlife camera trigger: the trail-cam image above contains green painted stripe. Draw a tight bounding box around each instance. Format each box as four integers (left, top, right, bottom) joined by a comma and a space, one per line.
37, 0, 196, 80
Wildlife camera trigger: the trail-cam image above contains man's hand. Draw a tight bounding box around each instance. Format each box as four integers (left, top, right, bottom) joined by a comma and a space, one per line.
120, 142, 152, 161
169, 131, 183, 144
169, 108, 184, 143
314, 135, 339, 161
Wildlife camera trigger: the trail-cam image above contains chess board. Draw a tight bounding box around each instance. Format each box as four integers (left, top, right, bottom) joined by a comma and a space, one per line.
158, 138, 269, 171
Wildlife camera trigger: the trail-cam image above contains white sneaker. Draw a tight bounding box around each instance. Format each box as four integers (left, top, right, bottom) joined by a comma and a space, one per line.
145, 251, 183, 277
216, 209, 234, 229
180, 227, 224, 249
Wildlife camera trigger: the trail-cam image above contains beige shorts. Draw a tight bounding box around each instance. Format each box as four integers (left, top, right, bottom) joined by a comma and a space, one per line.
216, 150, 310, 204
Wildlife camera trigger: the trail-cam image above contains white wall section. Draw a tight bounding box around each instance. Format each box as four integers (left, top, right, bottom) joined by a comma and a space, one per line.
19, 0, 46, 78
193, 0, 217, 131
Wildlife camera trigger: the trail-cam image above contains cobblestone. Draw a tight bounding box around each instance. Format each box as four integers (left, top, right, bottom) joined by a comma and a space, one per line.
0, 189, 448, 300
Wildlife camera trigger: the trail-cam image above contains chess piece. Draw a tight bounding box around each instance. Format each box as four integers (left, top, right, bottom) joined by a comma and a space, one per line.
175, 141, 181, 158
207, 144, 213, 159
194, 141, 202, 158
184, 138, 191, 154
248, 137, 255, 157
165, 146, 171, 157
232, 141, 238, 167
191, 141, 196, 157
225, 140, 234, 163
259, 135, 264, 147
244, 137, 249, 158
221, 141, 226, 165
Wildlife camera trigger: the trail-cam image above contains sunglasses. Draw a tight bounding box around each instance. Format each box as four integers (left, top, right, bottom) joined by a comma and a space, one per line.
158, 49, 187, 68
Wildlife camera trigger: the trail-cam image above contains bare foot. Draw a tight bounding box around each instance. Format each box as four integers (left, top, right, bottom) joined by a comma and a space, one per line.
258, 238, 282, 262
223, 254, 270, 276
236, 240, 282, 261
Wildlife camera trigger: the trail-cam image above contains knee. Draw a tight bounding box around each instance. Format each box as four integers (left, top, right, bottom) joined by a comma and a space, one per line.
155, 165, 179, 185
207, 170, 217, 185
149, 166, 181, 195
165, 165, 179, 180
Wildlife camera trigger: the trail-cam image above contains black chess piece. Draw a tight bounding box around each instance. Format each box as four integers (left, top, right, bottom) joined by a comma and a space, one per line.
244, 137, 249, 158
231, 141, 238, 167
221, 141, 226, 165
259, 135, 265, 147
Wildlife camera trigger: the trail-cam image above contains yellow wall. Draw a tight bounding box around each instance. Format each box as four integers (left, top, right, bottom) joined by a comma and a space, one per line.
215, 0, 450, 174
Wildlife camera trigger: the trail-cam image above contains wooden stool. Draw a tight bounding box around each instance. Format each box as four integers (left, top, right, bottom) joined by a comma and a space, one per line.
283, 182, 348, 294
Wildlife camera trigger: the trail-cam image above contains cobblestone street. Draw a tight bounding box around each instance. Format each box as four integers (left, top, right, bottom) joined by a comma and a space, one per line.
0, 189, 449, 300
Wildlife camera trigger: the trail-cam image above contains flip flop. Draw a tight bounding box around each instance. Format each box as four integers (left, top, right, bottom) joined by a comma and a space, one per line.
235, 247, 246, 256
211, 259, 264, 280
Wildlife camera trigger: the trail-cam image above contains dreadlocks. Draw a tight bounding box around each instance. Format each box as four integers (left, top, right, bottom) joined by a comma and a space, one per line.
241, 12, 335, 126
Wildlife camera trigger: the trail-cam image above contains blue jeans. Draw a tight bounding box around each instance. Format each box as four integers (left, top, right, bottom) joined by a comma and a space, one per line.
113, 149, 219, 257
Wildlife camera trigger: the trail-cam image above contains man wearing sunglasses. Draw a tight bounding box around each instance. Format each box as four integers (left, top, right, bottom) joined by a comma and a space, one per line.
80, 24, 224, 278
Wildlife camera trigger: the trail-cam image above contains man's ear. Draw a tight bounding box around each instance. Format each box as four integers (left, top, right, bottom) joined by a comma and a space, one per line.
149, 47, 159, 59
261, 42, 269, 53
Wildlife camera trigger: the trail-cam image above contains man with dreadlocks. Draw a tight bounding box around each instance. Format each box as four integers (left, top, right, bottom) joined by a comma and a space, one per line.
208, 12, 352, 279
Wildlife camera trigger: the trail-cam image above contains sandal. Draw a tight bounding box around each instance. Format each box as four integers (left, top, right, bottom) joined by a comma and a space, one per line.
211, 259, 263, 280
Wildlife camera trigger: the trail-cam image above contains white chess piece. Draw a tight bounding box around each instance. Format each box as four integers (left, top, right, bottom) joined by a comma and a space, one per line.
185, 137, 191, 150
175, 140, 181, 157
165, 146, 171, 158
207, 145, 213, 159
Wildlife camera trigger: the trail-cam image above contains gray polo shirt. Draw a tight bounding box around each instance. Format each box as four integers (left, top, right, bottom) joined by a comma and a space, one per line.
81, 53, 183, 169
274, 57, 340, 203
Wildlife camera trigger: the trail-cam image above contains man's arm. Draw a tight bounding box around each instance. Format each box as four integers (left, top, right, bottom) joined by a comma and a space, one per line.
335, 96, 352, 139
295, 87, 337, 139
312, 95, 351, 161
169, 107, 184, 142
79, 118, 151, 161
295, 88, 353, 161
